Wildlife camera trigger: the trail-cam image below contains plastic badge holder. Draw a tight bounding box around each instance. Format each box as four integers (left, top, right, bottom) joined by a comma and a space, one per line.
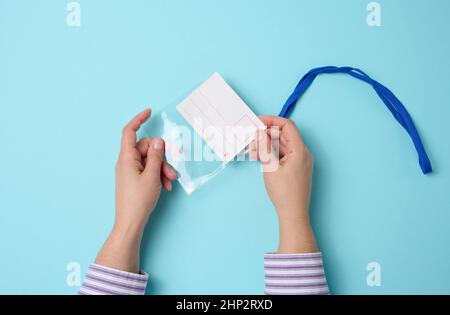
140, 73, 266, 194
141, 105, 226, 194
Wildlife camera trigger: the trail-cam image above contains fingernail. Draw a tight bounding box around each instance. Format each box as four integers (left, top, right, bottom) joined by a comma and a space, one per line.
153, 138, 163, 150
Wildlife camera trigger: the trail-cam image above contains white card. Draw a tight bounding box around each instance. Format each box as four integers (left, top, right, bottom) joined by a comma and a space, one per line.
176, 73, 266, 163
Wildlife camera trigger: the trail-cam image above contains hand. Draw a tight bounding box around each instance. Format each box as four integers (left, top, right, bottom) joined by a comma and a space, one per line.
96, 109, 177, 273
250, 115, 317, 254
114, 109, 177, 232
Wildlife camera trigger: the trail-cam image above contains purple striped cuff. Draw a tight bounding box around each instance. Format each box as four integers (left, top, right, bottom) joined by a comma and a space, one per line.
79, 264, 148, 295
264, 252, 330, 295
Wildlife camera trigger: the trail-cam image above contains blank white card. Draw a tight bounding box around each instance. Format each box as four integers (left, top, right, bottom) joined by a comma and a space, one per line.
176, 73, 266, 163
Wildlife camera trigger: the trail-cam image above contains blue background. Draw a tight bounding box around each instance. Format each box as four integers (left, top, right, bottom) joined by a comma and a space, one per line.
0, 0, 449, 294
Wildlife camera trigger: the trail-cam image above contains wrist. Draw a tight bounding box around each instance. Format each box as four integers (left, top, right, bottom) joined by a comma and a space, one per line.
95, 223, 143, 273
277, 215, 318, 254
111, 221, 145, 243
276, 205, 310, 225
113, 208, 150, 236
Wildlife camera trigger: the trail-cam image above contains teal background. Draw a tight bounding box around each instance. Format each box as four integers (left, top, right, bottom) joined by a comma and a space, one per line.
0, 0, 449, 294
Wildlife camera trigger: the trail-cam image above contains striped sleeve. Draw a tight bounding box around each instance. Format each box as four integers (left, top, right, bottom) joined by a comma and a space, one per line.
264, 252, 330, 295
78, 264, 149, 295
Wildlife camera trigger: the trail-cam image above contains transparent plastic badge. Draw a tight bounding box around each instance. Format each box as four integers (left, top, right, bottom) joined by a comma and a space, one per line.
140, 72, 268, 193
140, 106, 227, 194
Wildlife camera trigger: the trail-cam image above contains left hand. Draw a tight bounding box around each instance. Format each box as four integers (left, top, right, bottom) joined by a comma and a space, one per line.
95, 109, 177, 273
114, 108, 177, 232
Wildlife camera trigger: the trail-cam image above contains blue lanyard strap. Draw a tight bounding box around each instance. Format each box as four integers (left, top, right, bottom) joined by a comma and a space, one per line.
279, 66, 432, 174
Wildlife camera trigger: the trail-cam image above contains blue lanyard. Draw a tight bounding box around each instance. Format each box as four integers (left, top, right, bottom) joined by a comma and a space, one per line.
279, 66, 432, 174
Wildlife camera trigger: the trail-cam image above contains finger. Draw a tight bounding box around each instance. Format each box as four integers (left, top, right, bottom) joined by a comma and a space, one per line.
278, 141, 290, 159
256, 130, 280, 173
259, 115, 303, 142
162, 161, 177, 180
258, 115, 291, 128
256, 130, 272, 163
143, 138, 165, 177
162, 175, 172, 191
121, 109, 152, 152
136, 138, 152, 157
137, 138, 177, 180
266, 126, 280, 140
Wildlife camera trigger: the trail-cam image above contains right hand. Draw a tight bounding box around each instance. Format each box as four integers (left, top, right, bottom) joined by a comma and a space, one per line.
249, 115, 317, 253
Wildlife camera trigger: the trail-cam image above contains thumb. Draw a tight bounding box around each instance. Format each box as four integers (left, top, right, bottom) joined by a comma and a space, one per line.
143, 138, 165, 177
256, 130, 280, 173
